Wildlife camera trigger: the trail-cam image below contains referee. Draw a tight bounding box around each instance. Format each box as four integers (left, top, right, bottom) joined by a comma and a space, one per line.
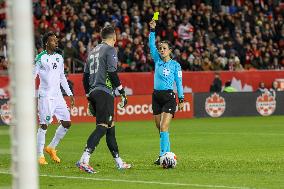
76, 25, 131, 173
149, 20, 184, 165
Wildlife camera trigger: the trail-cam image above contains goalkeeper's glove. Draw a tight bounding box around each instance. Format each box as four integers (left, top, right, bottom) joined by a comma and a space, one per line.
87, 102, 95, 116
86, 94, 95, 116
118, 88, 127, 108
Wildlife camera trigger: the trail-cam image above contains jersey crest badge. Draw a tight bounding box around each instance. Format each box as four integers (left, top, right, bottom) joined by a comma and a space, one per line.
205, 93, 226, 117
113, 54, 118, 61
163, 68, 170, 77
46, 116, 51, 121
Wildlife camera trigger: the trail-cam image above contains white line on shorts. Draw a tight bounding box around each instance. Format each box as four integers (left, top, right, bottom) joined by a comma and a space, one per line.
0, 170, 250, 189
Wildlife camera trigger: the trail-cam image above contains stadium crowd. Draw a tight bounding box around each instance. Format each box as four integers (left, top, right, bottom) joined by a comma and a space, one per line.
0, 0, 283, 73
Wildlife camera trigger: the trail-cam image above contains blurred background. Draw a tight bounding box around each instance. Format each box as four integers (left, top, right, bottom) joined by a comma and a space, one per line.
0, 0, 283, 74
0, 0, 283, 118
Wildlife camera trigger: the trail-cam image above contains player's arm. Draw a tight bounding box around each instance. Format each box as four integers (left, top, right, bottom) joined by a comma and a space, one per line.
33, 62, 39, 80
82, 55, 94, 115
174, 62, 184, 110
60, 57, 74, 107
33, 56, 41, 97
108, 71, 127, 108
83, 55, 90, 96
149, 20, 161, 63
106, 48, 127, 108
33, 54, 42, 80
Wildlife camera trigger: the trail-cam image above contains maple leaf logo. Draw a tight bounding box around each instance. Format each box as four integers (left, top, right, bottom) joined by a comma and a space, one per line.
0, 102, 12, 125
256, 92, 276, 116
205, 93, 226, 117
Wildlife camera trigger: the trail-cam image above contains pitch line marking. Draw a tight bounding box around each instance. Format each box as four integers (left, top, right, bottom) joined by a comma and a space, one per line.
0, 171, 250, 189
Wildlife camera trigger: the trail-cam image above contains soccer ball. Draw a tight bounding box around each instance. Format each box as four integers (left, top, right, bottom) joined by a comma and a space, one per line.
160, 152, 177, 169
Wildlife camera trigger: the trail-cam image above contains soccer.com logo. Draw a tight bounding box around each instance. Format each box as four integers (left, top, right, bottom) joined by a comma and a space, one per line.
117, 104, 153, 115
117, 102, 191, 115
70, 102, 191, 117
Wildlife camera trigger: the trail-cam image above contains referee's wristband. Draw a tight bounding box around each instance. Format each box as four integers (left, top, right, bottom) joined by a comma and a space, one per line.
179, 98, 184, 103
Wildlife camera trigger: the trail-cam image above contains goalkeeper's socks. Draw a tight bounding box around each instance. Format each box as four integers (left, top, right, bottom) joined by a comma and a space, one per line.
79, 125, 107, 164
48, 124, 68, 149
106, 126, 119, 158
86, 124, 107, 151
37, 128, 47, 157
114, 157, 123, 167
80, 150, 91, 164
160, 131, 169, 156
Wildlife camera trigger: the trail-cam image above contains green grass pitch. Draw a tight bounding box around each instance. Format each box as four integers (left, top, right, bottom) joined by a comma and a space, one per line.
0, 116, 284, 189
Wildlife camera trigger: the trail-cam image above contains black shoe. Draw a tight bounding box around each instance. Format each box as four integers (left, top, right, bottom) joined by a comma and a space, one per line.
154, 156, 160, 165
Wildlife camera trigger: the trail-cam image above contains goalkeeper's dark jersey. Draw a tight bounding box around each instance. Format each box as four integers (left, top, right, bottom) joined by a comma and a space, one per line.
84, 43, 118, 96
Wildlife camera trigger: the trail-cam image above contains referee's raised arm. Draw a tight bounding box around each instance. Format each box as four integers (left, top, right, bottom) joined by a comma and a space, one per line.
149, 20, 161, 63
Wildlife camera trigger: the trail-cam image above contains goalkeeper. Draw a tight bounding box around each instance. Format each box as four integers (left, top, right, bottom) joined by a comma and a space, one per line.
76, 25, 131, 173
149, 19, 184, 165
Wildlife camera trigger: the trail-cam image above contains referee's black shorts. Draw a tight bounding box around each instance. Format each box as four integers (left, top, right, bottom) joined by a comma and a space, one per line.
88, 90, 114, 125
152, 90, 177, 116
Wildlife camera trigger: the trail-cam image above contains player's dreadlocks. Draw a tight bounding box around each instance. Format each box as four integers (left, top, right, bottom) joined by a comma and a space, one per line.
42, 31, 56, 49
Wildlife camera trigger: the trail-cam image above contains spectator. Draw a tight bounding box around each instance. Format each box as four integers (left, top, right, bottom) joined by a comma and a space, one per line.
1, 0, 283, 73
0, 86, 8, 98
60, 73, 74, 96
212, 57, 223, 71
234, 57, 244, 71
257, 82, 268, 93
201, 57, 213, 71
210, 72, 222, 93
77, 25, 90, 46
64, 41, 77, 73
269, 81, 281, 97
218, 49, 228, 69
0, 57, 8, 71
177, 17, 194, 41
191, 57, 203, 71
223, 80, 237, 92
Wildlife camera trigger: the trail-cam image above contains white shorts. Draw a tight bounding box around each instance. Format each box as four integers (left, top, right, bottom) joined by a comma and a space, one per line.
38, 95, 70, 125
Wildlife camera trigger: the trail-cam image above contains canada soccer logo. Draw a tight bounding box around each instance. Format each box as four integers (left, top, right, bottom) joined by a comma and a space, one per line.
0, 102, 12, 125
205, 93, 226, 117
256, 92, 276, 116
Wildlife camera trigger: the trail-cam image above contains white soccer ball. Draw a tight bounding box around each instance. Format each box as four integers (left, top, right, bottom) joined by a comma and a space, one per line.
160, 152, 177, 169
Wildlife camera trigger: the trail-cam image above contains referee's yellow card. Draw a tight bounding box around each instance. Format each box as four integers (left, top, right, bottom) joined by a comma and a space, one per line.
153, 12, 159, 21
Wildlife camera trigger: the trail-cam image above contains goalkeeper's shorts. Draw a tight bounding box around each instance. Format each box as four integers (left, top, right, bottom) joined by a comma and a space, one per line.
89, 90, 114, 125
